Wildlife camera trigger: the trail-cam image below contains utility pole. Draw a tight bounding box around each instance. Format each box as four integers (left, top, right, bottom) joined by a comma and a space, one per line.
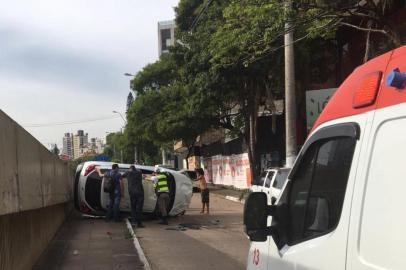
284, 0, 297, 168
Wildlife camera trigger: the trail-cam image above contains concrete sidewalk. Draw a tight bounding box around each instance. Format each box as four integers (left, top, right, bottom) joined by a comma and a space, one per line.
33, 211, 143, 270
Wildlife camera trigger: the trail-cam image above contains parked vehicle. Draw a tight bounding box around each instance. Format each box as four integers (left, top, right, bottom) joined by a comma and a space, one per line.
155, 164, 177, 171
75, 161, 193, 216
244, 45, 406, 270
180, 169, 200, 192
250, 167, 290, 204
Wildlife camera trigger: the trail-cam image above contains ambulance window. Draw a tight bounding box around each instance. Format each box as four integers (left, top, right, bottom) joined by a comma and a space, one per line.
288, 144, 317, 242
287, 136, 356, 245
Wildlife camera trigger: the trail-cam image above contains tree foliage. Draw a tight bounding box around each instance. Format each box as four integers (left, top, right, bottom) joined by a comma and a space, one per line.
131, 53, 178, 94
51, 144, 60, 155
125, 0, 404, 175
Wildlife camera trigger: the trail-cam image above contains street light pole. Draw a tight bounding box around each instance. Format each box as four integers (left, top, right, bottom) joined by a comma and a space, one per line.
106, 131, 117, 161
112, 111, 127, 125
124, 73, 139, 164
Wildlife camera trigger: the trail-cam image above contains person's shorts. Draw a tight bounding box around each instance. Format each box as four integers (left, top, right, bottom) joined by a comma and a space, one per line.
201, 189, 210, 203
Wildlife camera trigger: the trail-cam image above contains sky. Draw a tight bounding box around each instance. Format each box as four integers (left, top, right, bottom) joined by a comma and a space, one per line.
0, 0, 179, 149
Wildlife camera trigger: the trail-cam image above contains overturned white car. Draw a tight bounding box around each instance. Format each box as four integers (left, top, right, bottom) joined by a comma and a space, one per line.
74, 162, 193, 216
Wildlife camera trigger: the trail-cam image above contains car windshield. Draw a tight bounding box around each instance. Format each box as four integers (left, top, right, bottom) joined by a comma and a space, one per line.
257, 171, 268, 186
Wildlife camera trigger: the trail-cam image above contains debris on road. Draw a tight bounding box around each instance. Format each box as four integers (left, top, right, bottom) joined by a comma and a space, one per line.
179, 223, 201, 230
166, 225, 188, 231
165, 220, 224, 231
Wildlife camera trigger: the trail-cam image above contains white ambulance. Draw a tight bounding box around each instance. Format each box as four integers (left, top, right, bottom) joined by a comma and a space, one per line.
244, 45, 406, 270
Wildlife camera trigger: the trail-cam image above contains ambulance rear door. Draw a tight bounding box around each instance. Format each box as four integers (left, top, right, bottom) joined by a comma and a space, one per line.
347, 45, 406, 270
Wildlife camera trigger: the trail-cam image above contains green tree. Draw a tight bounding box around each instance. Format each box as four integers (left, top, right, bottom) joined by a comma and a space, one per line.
131, 53, 178, 94
174, 0, 288, 176
128, 76, 213, 167
51, 144, 60, 155
104, 132, 129, 163
293, 0, 404, 62
126, 0, 404, 177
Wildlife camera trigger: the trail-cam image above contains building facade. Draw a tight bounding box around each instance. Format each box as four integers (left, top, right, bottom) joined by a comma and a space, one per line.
62, 133, 73, 159
73, 130, 88, 159
158, 20, 175, 56
64, 131, 105, 160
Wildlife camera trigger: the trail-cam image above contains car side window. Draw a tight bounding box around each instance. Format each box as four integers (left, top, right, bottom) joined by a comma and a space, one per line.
273, 171, 288, 189
287, 137, 356, 245
141, 169, 153, 174
265, 171, 275, 188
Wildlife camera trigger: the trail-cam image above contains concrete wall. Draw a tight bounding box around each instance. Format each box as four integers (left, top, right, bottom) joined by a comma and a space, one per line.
0, 203, 71, 270
0, 110, 73, 215
0, 110, 73, 270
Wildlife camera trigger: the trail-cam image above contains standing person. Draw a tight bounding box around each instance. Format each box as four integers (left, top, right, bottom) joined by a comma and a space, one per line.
155, 169, 170, 225
122, 165, 145, 228
96, 164, 124, 222
196, 168, 209, 214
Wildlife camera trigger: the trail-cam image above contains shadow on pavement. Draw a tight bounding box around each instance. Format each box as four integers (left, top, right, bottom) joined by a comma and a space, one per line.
33, 211, 142, 270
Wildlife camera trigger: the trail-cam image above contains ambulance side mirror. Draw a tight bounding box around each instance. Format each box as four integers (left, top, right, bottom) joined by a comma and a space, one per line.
243, 192, 276, 242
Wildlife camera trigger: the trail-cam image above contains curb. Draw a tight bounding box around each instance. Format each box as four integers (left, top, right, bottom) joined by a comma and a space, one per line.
125, 218, 152, 270
210, 192, 245, 204
225, 195, 245, 204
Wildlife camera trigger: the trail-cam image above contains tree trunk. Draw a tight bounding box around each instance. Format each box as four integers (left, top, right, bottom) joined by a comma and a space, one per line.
161, 148, 167, 165
264, 79, 277, 134
244, 79, 261, 180
284, 0, 297, 168
185, 140, 196, 170
363, 20, 373, 63
185, 156, 189, 169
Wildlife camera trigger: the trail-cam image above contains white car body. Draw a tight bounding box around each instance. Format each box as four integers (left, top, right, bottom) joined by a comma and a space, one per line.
250, 168, 290, 204
74, 161, 192, 216
246, 45, 406, 270
179, 170, 201, 192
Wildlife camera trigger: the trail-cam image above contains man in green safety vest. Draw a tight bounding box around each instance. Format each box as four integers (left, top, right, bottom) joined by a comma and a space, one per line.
155, 169, 170, 225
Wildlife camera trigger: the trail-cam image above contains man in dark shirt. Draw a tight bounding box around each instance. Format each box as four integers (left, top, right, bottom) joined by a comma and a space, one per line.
123, 165, 145, 228
96, 164, 123, 222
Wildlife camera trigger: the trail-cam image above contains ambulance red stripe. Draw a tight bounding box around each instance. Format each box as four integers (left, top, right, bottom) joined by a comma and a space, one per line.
312, 45, 406, 132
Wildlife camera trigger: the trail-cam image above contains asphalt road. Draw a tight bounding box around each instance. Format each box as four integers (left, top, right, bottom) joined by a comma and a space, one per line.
135, 192, 249, 270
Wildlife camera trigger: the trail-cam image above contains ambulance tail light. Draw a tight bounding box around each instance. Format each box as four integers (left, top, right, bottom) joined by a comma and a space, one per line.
84, 165, 96, 176
353, 71, 382, 108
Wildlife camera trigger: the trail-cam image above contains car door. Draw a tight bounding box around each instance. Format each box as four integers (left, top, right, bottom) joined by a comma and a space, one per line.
263, 170, 275, 203
267, 120, 366, 270
251, 171, 268, 193
100, 167, 110, 211
347, 46, 406, 270
141, 170, 158, 212
119, 169, 131, 211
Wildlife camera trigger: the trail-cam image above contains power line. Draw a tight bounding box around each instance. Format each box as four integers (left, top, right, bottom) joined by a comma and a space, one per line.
23, 115, 122, 128
190, 0, 214, 32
